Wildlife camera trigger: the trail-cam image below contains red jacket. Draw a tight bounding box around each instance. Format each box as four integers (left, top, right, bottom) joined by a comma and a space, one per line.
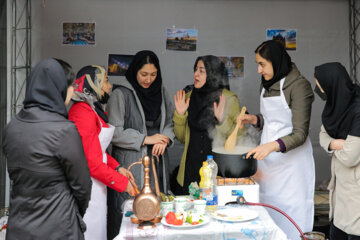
69, 102, 128, 192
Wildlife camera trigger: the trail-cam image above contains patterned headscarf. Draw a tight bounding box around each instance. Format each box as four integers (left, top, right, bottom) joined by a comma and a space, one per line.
72, 65, 109, 122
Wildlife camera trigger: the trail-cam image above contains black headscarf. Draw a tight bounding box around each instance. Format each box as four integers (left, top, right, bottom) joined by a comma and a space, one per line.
73, 65, 109, 122
255, 40, 292, 90
315, 62, 360, 139
125, 50, 162, 121
188, 55, 225, 131
23, 58, 69, 118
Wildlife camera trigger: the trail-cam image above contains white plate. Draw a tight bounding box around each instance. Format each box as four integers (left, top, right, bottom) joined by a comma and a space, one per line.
212, 208, 258, 222
161, 216, 210, 229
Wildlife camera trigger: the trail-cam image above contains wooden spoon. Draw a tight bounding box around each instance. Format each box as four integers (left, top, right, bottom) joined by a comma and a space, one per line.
224, 106, 247, 152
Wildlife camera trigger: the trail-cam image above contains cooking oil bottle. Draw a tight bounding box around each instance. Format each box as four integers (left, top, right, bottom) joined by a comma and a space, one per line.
205, 155, 218, 213
199, 161, 211, 198
199, 156, 218, 214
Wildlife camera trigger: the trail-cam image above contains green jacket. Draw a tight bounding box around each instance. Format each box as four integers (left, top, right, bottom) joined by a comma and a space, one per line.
173, 88, 246, 186
257, 63, 314, 152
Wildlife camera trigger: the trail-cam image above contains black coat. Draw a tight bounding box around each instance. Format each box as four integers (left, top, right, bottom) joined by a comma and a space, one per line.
2, 58, 92, 240
3, 107, 92, 240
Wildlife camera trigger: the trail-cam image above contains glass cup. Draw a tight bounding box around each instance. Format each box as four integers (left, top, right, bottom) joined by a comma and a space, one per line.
160, 201, 174, 216
174, 197, 187, 213
193, 199, 206, 214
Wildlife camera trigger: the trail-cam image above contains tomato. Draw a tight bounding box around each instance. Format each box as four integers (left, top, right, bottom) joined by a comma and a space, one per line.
165, 212, 176, 224
191, 221, 199, 225
173, 218, 183, 225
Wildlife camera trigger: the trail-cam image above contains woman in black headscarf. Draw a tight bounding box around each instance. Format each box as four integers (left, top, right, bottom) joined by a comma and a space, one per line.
106, 50, 174, 239
315, 62, 360, 239
174, 55, 246, 194
2, 58, 92, 239
240, 40, 315, 239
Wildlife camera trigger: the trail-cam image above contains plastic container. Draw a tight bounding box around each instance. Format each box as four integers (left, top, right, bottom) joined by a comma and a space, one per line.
205, 155, 218, 213
199, 161, 211, 189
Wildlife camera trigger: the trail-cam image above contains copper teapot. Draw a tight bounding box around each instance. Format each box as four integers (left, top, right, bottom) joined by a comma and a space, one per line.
128, 155, 161, 228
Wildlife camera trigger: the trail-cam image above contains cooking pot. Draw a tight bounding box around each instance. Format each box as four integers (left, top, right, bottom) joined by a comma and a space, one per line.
212, 146, 257, 178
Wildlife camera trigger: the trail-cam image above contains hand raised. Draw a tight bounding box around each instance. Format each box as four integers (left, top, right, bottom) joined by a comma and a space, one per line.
214, 94, 226, 123
174, 90, 190, 116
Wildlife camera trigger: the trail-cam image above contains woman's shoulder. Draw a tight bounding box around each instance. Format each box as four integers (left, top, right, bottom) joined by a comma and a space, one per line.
222, 88, 237, 98
69, 102, 94, 115
68, 102, 98, 124
285, 64, 311, 87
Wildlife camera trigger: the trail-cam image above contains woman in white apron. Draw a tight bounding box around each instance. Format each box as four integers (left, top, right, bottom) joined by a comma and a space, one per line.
240, 40, 315, 239
69, 65, 137, 240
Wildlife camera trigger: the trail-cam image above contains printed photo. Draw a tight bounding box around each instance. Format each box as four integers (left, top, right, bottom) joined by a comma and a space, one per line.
62, 22, 95, 46
218, 56, 244, 78
266, 29, 297, 50
166, 28, 198, 51
108, 54, 134, 76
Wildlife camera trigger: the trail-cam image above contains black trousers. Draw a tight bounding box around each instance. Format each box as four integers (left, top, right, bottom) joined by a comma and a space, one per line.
330, 221, 360, 240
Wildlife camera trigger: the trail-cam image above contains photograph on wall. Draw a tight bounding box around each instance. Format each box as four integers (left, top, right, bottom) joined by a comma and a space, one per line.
62, 22, 95, 45
166, 28, 198, 51
266, 29, 297, 50
108, 54, 134, 76
218, 56, 244, 78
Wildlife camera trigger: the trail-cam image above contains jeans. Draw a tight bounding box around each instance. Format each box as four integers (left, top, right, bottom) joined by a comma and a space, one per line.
330, 221, 360, 240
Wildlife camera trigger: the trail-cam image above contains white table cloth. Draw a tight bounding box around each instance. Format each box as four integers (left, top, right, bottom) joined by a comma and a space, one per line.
115, 200, 288, 240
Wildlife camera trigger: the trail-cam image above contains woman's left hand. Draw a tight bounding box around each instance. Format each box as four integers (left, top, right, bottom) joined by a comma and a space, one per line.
118, 167, 135, 182
152, 142, 167, 156
214, 94, 226, 123
246, 141, 279, 160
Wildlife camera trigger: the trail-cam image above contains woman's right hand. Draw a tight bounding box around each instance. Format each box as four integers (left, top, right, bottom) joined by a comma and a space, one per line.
125, 180, 137, 196
238, 114, 257, 128
144, 134, 169, 145
174, 90, 190, 116
329, 139, 345, 151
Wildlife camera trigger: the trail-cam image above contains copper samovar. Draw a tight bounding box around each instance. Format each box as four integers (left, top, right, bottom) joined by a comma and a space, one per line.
127, 155, 161, 229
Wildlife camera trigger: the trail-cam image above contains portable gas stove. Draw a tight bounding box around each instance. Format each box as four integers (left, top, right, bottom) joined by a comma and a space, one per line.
216, 177, 259, 206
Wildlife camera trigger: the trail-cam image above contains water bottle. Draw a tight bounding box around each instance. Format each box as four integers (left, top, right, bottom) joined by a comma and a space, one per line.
205, 155, 218, 213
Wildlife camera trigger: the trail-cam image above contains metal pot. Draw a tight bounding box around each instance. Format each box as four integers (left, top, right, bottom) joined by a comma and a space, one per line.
212, 146, 257, 178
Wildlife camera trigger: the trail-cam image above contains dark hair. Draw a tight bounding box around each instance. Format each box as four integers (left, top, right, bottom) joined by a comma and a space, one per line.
254, 42, 273, 62
193, 55, 230, 90
54, 58, 75, 87
272, 35, 286, 47
134, 55, 159, 74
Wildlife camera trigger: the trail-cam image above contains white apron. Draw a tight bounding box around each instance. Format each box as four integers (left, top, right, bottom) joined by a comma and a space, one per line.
257, 78, 315, 240
83, 113, 115, 240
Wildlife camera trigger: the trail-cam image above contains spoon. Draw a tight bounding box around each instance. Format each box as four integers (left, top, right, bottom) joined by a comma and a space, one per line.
224, 106, 247, 152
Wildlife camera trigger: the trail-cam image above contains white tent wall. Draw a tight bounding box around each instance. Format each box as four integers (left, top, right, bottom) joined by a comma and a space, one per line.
29, 0, 348, 188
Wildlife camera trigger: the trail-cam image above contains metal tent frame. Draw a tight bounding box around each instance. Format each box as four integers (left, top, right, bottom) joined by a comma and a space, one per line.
10, 0, 31, 116
349, 0, 360, 85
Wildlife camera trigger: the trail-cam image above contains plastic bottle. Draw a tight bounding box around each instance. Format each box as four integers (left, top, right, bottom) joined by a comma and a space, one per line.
205, 155, 218, 213
199, 161, 211, 201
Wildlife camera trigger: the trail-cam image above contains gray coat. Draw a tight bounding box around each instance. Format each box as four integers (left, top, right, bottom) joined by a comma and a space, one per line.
107, 80, 174, 187
2, 107, 92, 240
106, 80, 174, 236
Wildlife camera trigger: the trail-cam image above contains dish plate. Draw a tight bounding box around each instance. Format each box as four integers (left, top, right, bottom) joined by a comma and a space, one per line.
161, 216, 210, 229
212, 208, 258, 222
